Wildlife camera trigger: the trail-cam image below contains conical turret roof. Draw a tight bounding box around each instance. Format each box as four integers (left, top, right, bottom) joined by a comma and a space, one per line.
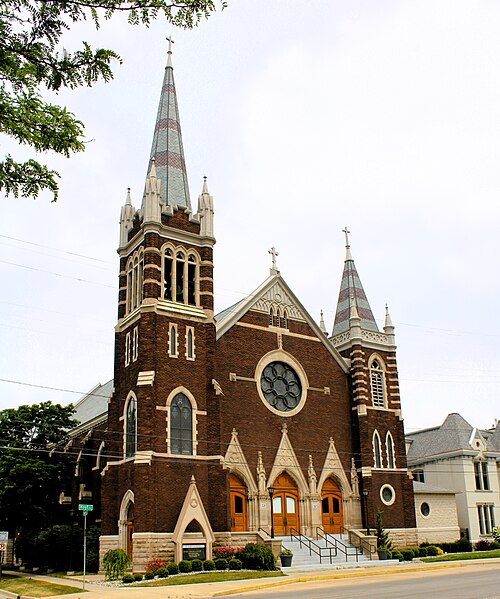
147, 46, 191, 209
332, 231, 379, 336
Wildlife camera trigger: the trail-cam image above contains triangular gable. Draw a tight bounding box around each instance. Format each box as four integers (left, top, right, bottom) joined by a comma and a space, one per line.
317, 437, 353, 496
223, 429, 258, 494
268, 424, 309, 496
216, 273, 348, 373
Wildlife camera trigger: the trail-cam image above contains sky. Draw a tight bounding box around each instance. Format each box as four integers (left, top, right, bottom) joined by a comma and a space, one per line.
1, 0, 499, 434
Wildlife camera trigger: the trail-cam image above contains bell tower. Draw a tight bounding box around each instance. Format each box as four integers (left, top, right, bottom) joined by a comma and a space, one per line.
101, 43, 224, 566
330, 228, 416, 534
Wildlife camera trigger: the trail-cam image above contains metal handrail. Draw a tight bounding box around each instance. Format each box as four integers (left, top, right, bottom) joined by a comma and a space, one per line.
258, 527, 272, 538
359, 537, 377, 560
289, 528, 333, 564
316, 527, 361, 563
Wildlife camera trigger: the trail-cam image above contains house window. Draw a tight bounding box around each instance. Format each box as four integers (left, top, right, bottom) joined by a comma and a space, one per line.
124, 395, 137, 458
162, 245, 199, 306
370, 359, 386, 408
413, 469, 425, 483
386, 432, 395, 469
168, 324, 178, 357
125, 332, 131, 367
132, 327, 139, 362
373, 430, 382, 468
170, 393, 193, 455
186, 327, 195, 360
474, 461, 490, 490
477, 504, 495, 535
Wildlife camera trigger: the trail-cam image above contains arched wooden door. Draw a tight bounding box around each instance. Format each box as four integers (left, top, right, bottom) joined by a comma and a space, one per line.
272, 472, 300, 536
229, 474, 248, 531
126, 502, 134, 560
321, 478, 343, 534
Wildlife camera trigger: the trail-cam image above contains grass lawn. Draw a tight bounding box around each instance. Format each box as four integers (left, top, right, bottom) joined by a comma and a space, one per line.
422, 550, 500, 562
0, 574, 83, 596
140, 571, 284, 587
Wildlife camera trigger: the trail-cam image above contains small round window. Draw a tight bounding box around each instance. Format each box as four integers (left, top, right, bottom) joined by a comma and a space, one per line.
380, 484, 395, 506
260, 362, 302, 412
420, 502, 430, 518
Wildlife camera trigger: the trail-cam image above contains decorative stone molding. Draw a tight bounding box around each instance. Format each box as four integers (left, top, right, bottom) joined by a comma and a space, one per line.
268, 424, 309, 496
223, 429, 258, 495
252, 281, 305, 322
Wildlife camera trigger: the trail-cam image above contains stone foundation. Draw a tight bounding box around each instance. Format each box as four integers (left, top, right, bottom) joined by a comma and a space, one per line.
416, 527, 460, 544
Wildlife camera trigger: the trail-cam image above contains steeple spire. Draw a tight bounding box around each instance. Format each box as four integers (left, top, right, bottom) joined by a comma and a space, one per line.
332, 228, 379, 336
146, 38, 191, 210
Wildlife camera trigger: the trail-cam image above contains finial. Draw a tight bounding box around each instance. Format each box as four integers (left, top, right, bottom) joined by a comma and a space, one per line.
384, 303, 394, 329
319, 309, 327, 334
126, 187, 132, 205
202, 175, 209, 194
269, 246, 279, 273
342, 226, 353, 260
350, 293, 359, 319
166, 36, 174, 67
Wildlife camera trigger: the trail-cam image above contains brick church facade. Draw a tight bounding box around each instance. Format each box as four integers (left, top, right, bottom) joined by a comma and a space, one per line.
96, 48, 416, 568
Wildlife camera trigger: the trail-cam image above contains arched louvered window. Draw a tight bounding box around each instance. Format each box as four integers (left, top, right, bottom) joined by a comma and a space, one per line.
283, 309, 288, 328
386, 432, 395, 469
125, 395, 137, 458
163, 246, 199, 306
170, 393, 193, 455
370, 359, 386, 408
373, 430, 382, 468
269, 306, 275, 326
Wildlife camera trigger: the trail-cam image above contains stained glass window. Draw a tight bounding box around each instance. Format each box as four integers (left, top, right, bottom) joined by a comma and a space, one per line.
125, 396, 136, 458
260, 361, 302, 412
170, 393, 193, 455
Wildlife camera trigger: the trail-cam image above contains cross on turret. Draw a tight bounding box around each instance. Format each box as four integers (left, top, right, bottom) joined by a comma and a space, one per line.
269, 246, 279, 272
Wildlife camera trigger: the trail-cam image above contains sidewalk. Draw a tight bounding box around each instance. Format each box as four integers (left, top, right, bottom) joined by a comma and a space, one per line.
5, 558, 500, 599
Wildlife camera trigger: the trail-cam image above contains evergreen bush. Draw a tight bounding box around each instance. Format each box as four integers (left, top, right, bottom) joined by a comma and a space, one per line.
157, 567, 169, 578
133, 573, 143, 582
418, 546, 428, 557
400, 549, 414, 561
203, 559, 216, 571
122, 573, 134, 584
179, 560, 192, 573
214, 558, 228, 570
144, 571, 154, 580
191, 559, 203, 571
392, 551, 403, 561
167, 562, 179, 575
241, 543, 276, 571
425, 545, 439, 556
375, 511, 393, 550
228, 558, 242, 570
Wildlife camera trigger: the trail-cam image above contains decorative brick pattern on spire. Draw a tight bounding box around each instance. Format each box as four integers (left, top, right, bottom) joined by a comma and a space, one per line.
332, 256, 379, 335
148, 62, 191, 209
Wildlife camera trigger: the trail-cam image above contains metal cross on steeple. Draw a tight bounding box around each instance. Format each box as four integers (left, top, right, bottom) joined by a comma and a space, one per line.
166, 36, 174, 66
269, 247, 279, 272
342, 226, 350, 248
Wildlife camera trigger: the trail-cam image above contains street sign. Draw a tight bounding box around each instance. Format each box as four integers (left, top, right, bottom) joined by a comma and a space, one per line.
78, 504, 93, 512
0, 532, 7, 543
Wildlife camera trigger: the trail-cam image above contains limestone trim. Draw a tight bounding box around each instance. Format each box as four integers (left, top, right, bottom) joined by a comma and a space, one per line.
92, 441, 106, 471
223, 429, 258, 495
123, 391, 137, 458
317, 437, 353, 497
255, 349, 309, 418
235, 321, 321, 342
380, 484, 396, 506
172, 476, 215, 562
165, 386, 199, 456
267, 424, 309, 497
105, 452, 223, 468
118, 489, 134, 552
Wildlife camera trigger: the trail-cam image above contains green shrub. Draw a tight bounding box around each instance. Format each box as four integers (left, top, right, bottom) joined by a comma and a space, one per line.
228, 558, 242, 570
166, 563, 179, 575
492, 527, 500, 543
386, 550, 392, 559
456, 539, 472, 552
400, 549, 414, 561
392, 551, 403, 561
203, 559, 216, 571
157, 567, 169, 578
418, 546, 428, 557
241, 543, 276, 571
102, 548, 130, 580
191, 559, 203, 571
144, 571, 154, 580
408, 546, 420, 558
122, 573, 134, 584
375, 511, 393, 550
426, 545, 439, 556
179, 560, 192, 573
133, 573, 143, 582
214, 558, 228, 570
475, 540, 496, 551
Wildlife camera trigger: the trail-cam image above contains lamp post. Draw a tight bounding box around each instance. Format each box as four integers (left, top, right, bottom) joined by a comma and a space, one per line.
268, 486, 275, 539
363, 489, 370, 536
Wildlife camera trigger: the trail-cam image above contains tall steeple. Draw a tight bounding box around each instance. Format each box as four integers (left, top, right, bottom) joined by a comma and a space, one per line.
332, 227, 378, 336
147, 37, 191, 210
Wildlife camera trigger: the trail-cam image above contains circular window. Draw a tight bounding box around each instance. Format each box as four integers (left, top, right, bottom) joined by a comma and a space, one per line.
380, 484, 395, 506
260, 362, 302, 412
420, 502, 431, 518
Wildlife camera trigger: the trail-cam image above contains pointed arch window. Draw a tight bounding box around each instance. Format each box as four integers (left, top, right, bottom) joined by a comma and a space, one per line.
170, 393, 193, 455
276, 308, 281, 328
163, 246, 199, 306
125, 395, 137, 458
186, 327, 195, 360
373, 430, 382, 469
386, 432, 396, 469
169, 323, 178, 358
283, 309, 288, 329
370, 359, 386, 408
269, 307, 275, 326
126, 250, 144, 314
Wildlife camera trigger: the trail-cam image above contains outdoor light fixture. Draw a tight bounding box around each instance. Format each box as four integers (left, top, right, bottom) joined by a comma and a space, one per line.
268, 486, 275, 539
362, 489, 370, 536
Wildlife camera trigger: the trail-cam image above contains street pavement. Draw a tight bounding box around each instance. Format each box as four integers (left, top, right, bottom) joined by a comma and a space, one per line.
3, 558, 500, 599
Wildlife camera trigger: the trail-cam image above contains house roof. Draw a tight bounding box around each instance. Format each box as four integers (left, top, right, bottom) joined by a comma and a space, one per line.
73, 379, 113, 427
413, 481, 459, 495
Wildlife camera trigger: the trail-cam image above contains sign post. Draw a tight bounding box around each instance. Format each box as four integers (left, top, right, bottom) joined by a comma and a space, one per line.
78, 505, 93, 590
0, 532, 8, 581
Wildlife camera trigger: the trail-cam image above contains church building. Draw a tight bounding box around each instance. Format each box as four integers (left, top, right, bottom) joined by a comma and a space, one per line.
98, 46, 417, 568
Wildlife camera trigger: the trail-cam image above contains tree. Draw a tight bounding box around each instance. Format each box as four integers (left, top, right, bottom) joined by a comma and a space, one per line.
375, 510, 393, 550
0, 402, 77, 537
0, 1, 226, 201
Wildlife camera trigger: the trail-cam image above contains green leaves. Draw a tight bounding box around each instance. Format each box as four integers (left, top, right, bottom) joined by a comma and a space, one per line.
0, 0, 226, 200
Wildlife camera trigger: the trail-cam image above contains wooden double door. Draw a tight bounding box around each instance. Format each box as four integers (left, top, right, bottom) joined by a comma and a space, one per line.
272, 472, 300, 536
229, 474, 248, 531
321, 478, 343, 534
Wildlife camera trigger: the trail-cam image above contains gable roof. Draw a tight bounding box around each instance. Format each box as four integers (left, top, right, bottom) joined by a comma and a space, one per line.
215, 272, 349, 373
73, 379, 112, 429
